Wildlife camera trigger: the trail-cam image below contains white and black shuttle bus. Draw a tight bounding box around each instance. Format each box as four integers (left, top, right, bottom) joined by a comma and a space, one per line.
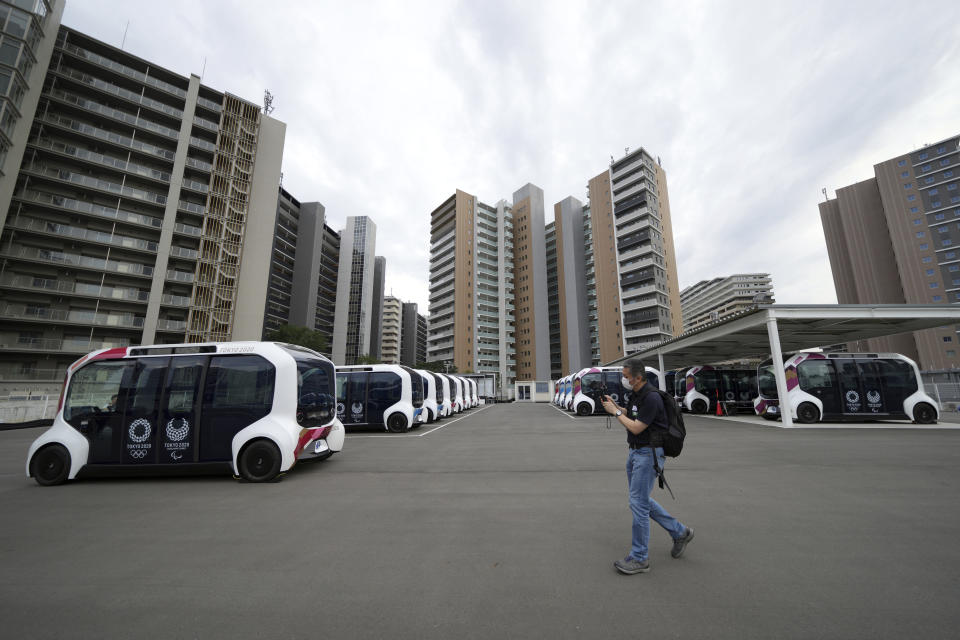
26, 342, 344, 486
753, 352, 939, 424
431, 372, 452, 417
416, 369, 441, 423
336, 364, 425, 433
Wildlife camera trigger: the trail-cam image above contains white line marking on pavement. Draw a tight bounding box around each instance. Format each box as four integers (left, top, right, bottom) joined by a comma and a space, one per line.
695, 414, 960, 430
551, 405, 577, 420
345, 404, 494, 439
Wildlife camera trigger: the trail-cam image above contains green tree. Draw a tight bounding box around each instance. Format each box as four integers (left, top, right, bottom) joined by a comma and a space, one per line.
265, 324, 329, 354
356, 355, 383, 365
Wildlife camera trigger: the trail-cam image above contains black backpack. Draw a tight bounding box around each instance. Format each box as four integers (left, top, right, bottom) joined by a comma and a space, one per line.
639, 386, 686, 458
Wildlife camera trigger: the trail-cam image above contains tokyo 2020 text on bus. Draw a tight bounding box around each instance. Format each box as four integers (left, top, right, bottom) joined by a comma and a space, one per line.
753, 352, 939, 424
26, 342, 344, 486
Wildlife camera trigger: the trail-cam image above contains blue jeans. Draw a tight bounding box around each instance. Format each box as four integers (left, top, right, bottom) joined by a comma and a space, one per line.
626, 447, 686, 561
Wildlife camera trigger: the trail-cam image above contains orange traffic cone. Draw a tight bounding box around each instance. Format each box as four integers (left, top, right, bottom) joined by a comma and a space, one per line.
715, 390, 723, 416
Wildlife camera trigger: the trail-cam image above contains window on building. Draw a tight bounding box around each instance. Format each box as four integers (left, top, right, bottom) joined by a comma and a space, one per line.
908, 195, 916, 201
920, 243, 929, 249
930, 282, 940, 289
904, 183, 913, 189
933, 201, 943, 207
936, 213, 946, 220
935, 296, 944, 303
923, 257, 934, 264
901, 171, 909, 178
916, 231, 926, 238
898, 159, 907, 166
910, 206, 919, 213
927, 269, 935, 275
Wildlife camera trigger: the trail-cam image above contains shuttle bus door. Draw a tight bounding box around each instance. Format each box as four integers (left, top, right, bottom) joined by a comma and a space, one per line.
346, 373, 368, 425
837, 360, 866, 416
857, 361, 887, 415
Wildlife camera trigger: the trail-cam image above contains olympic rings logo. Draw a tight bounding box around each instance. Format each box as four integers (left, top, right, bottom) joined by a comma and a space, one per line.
129, 449, 148, 459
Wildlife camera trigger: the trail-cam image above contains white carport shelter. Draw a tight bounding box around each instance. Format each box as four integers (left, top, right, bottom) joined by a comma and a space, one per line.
605, 304, 960, 427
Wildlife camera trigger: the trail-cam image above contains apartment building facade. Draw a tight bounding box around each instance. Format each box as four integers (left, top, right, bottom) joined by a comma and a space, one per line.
585, 148, 682, 363
288, 200, 340, 353
0, 23, 285, 394
680, 273, 774, 333
332, 215, 376, 365
380, 294, 400, 364
820, 134, 960, 370
263, 185, 299, 336
427, 190, 516, 390
400, 301, 426, 367
369, 255, 385, 361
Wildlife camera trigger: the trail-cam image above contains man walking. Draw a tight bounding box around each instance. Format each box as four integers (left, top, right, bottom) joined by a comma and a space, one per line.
602, 359, 694, 575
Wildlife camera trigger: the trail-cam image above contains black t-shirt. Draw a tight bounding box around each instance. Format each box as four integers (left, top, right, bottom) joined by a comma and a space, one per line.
626, 384, 667, 447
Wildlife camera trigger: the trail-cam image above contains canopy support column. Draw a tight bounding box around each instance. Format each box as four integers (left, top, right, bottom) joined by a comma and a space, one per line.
657, 351, 666, 391
766, 315, 793, 427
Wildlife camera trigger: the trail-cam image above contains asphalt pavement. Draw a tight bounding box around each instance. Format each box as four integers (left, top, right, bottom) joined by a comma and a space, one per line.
1, 402, 959, 639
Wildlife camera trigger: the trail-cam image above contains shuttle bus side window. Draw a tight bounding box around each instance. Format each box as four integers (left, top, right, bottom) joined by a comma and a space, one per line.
876, 359, 916, 410
367, 372, 400, 424
158, 355, 206, 464
199, 355, 275, 462
122, 357, 170, 464
336, 373, 347, 421
65, 360, 135, 464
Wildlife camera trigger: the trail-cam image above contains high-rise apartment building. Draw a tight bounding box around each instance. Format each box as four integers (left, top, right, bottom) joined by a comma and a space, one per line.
0, 23, 285, 394
332, 215, 377, 365
288, 200, 340, 354
511, 183, 550, 381
586, 148, 682, 362
552, 196, 595, 375
680, 273, 774, 333
427, 190, 515, 388
0, 0, 64, 226
820, 134, 960, 370
380, 294, 400, 364
545, 221, 562, 379
400, 301, 426, 367
263, 185, 300, 336
369, 255, 385, 361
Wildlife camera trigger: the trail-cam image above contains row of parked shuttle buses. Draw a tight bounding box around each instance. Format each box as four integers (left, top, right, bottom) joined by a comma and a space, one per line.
25, 342, 482, 486
554, 352, 938, 425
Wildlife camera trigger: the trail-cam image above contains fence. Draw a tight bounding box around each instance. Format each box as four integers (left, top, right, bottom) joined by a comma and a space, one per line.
0, 395, 57, 423
924, 383, 960, 412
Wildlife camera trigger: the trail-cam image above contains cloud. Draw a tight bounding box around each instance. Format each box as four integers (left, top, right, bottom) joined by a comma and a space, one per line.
64, 0, 960, 313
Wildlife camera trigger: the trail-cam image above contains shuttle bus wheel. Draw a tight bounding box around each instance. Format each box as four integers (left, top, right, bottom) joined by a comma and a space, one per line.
576, 403, 591, 416
238, 439, 282, 482
912, 402, 937, 425
387, 414, 409, 433
30, 444, 70, 486
796, 403, 820, 424
691, 399, 708, 414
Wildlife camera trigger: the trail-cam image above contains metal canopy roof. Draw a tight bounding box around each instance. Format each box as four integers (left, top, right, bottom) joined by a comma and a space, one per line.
604, 304, 960, 371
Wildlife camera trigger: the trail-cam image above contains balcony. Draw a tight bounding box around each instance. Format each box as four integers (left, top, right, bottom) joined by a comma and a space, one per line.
38, 112, 175, 162
52, 62, 184, 119
168, 245, 199, 260
29, 137, 171, 184
0, 274, 150, 302
166, 270, 195, 284
13, 189, 163, 230
59, 42, 188, 100
8, 216, 159, 254
196, 96, 222, 113
0, 336, 129, 354
0, 246, 154, 278
173, 222, 202, 237
0, 304, 145, 329
156, 318, 187, 332
45, 86, 180, 139
160, 293, 192, 307
189, 136, 217, 152
22, 163, 168, 207
193, 115, 219, 132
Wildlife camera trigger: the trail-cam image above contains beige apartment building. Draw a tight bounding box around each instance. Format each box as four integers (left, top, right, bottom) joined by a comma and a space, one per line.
680, 273, 774, 333
427, 189, 516, 392
380, 295, 401, 364
579, 148, 682, 365
820, 134, 960, 370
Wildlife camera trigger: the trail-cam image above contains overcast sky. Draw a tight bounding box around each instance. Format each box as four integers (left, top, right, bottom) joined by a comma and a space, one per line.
65, 0, 960, 313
